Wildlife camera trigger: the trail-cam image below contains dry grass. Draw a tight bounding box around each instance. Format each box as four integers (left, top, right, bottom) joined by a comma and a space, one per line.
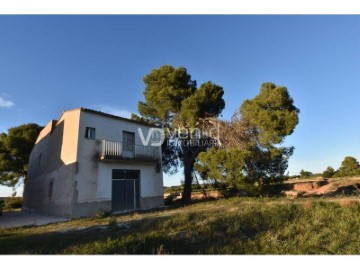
302, 200, 314, 210
337, 198, 360, 208
3, 197, 360, 254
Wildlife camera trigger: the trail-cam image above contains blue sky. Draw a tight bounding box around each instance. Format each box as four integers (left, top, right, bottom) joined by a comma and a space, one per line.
1, 15, 360, 194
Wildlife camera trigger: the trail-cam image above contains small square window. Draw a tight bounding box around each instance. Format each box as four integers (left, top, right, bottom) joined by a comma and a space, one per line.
85, 127, 96, 139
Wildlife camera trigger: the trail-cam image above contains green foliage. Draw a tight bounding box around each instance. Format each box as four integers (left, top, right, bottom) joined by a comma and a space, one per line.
196, 146, 293, 194
138, 65, 197, 125
335, 156, 360, 177
196, 82, 299, 192
164, 193, 181, 206
163, 185, 183, 193
3, 197, 23, 210
240, 82, 299, 146
108, 217, 118, 232
138, 64, 225, 137
0, 123, 43, 187
244, 146, 294, 186
179, 81, 225, 127
300, 169, 313, 179
130, 113, 155, 125
160, 137, 182, 175
322, 166, 335, 178
137, 65, 225, 202
196, 148, 251, 190
95, 209, 107, 219
138, 67, 299, 199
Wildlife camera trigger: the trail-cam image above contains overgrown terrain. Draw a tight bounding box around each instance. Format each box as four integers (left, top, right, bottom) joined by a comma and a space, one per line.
2, 196, 360, 254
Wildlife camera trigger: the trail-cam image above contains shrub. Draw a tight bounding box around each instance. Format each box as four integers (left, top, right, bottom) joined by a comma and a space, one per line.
300, 169, 313, 179
164, 193, 181, 205
322, 166, 335, 178
3, 197, 23, 210
336, 156, 360, 177
95, 209, 107, 219
108, 217, 118, 232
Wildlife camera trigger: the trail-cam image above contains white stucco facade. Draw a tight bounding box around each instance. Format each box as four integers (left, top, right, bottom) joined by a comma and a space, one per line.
23, 108, 164, 218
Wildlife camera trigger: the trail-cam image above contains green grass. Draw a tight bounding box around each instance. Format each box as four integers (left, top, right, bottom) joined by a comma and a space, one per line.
2, 197, 360, 254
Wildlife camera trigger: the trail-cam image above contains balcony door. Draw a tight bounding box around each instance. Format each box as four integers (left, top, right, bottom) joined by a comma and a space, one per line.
122, 131, 135, 158
112, 170, 140, 212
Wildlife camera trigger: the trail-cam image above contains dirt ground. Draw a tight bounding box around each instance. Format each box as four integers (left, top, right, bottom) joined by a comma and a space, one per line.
284, 177, 360, 198
164, 190, 222, 201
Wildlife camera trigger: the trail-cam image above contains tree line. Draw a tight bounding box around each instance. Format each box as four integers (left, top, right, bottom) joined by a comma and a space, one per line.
296, 156, 360, 180
322, 156, 360, 178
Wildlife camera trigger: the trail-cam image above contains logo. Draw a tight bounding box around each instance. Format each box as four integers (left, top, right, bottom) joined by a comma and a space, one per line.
137, 128, 165, 147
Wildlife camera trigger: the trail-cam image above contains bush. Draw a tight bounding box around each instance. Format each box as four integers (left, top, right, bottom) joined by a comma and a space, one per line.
336, 156, 360, 177
322, 166, 335, 178
95, 209, 107, 219
3, 197, 23, 210
164, 193, 181, 205
108, 217, 118, 232
300, 169, 313, 179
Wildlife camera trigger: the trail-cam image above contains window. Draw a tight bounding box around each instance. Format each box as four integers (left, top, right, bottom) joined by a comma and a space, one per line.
85, 127, 96, 139
123, 131, 135, 152
48, 181, 54, 198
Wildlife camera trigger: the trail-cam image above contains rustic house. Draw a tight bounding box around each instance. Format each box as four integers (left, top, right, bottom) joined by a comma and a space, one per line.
23, 108, 164, 217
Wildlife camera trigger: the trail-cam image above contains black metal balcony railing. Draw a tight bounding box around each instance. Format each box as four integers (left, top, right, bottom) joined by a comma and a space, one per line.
99, 140, 160, 161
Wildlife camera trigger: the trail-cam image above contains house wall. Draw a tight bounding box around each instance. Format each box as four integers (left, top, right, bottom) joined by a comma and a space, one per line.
59, 110, 81, 165
72, 110, 163, 217
23, 120, 53, 212
73, 162, 163, 217
23, 110, 81, 217
24, 108, 164, 218
97, 162, 163, 205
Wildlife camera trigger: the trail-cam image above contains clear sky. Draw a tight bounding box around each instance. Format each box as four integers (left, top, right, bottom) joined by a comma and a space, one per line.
1, 15, 360, 195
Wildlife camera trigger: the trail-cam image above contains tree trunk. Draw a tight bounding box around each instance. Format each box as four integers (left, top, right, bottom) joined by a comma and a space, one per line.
182, 147, 193, 203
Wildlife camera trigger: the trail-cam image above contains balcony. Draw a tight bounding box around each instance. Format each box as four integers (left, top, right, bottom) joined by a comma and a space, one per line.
99, 140, 160, 162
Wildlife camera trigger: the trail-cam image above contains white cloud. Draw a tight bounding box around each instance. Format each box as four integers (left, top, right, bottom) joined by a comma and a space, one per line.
94, 105, 133, 119
0, 96, 14, 108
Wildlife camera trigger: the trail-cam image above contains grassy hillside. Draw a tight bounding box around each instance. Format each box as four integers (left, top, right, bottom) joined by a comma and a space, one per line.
2, 197, 360, 254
